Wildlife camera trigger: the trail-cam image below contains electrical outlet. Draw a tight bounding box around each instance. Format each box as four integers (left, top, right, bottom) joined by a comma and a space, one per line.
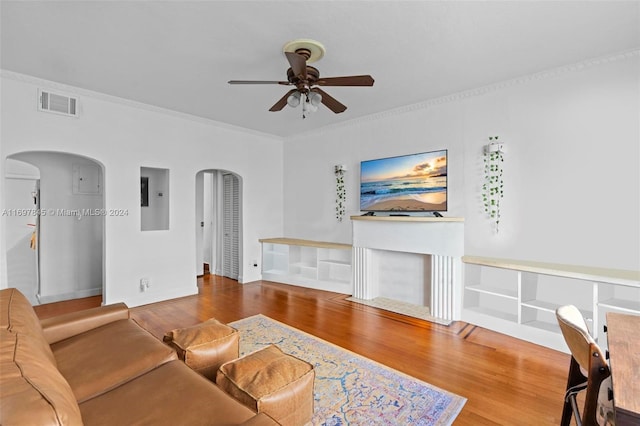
140, 277, 150, 292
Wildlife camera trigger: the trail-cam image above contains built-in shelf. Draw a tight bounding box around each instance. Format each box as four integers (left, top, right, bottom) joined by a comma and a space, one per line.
521, 319, 560, 334
465, 306, 518, 323
262, 268, 286, 275
462, 255, 640, 352
521, 299, 562, 313
599, 298, 640, 313
260, 238, 352, 293
319, 259, 350, 266
466, 284, 518, 300
463, 256, 640, 286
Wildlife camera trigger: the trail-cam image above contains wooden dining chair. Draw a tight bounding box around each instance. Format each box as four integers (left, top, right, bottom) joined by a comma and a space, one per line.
556, 305, 615, 426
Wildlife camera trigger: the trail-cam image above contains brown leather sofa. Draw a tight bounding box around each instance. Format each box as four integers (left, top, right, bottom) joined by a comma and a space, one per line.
0, 288, 279, 425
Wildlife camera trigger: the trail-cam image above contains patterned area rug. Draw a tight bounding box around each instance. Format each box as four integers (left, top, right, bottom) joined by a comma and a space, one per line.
229, 314, 466, 425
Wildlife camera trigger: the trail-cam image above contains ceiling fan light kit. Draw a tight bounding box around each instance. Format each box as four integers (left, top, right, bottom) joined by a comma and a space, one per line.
287, 92, 301, 107
228, 39, 374, 119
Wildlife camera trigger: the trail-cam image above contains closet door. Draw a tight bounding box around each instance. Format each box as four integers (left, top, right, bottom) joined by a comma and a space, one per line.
222, 173, 239, 280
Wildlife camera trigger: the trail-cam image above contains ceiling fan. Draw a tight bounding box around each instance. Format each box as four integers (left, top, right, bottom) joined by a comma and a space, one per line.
228, 39, 374, 118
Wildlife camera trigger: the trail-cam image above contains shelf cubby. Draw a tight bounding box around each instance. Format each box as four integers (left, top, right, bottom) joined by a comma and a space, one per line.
260, 238, 353, 294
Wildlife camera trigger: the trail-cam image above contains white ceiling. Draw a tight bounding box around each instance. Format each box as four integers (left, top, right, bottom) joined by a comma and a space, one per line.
2, 1, 639, 138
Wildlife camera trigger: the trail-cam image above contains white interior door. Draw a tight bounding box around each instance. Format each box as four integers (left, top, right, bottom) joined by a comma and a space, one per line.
222, 173, 239, 280
4, 178, 40, 304
195, 172, 205, 276
203, 172, 215, 273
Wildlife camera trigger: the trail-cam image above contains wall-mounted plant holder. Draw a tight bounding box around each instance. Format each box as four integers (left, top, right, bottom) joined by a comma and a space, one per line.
482, 136, 505, 233
484, 142, 506, 154
334, 164, 347, 222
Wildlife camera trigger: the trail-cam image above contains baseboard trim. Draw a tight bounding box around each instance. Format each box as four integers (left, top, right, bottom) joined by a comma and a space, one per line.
37, 287, 102, 305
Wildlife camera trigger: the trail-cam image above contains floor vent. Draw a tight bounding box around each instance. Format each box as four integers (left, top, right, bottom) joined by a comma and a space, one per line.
38, 89, 78, 117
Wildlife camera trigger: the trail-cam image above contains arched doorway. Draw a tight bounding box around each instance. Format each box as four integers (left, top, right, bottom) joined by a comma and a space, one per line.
4, 152, 105, 304
195, 170, 242, 281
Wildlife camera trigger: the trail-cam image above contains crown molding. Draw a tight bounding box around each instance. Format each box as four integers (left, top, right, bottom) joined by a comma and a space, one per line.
285, 48, 640, 141
3, 48, 638, 143
0, 70, 282, 142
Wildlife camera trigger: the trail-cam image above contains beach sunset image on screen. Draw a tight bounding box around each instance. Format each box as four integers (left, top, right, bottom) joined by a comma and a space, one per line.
360, 150, 447, 212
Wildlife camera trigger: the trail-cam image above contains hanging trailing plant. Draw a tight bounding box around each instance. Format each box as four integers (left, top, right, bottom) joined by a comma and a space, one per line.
482, 136, 504, 233
335, 165, 346, 222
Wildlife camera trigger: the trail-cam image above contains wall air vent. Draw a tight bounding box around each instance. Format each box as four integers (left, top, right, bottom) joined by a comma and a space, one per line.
38, 89, 79, 117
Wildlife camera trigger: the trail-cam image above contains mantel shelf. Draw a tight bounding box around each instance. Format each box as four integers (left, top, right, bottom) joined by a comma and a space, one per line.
350, 215, 464, 223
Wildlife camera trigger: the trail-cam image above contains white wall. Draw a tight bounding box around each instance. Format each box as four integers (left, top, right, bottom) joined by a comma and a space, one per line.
0, 72, 284, 307
283, 53, 640, 271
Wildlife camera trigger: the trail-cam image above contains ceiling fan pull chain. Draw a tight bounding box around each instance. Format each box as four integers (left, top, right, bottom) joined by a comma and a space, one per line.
302, 93, 308, 119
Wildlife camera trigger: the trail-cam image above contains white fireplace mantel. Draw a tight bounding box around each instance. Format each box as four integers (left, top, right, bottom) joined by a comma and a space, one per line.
351, 216, 464, 323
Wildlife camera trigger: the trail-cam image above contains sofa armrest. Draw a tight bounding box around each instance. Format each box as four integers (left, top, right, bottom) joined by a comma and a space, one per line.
240, 413, 281, 426
40, 303, 130, 344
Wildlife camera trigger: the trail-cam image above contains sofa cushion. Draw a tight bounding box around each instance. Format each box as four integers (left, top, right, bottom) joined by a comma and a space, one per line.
79, 360, 258, 426
0, 329, 83, 426
0, 288, 57, 366
41, 302, 130, 344
51, 318, 177, 403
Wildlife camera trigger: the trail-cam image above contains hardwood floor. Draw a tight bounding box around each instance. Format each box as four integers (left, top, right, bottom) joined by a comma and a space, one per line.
34, 275, 571, 425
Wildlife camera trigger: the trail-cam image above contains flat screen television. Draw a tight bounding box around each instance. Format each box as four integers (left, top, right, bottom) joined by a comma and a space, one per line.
360, 149, 447, 213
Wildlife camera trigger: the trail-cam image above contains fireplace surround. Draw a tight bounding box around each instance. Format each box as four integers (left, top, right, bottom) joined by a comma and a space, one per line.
351, 216, 464, 324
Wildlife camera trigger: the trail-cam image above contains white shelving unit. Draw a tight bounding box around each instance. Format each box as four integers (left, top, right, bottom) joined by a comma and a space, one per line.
462, 256, 640, 352
260, 238, 352, 294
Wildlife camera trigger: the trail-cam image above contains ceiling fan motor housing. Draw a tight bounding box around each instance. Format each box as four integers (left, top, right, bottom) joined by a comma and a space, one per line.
287, 66, 320, 92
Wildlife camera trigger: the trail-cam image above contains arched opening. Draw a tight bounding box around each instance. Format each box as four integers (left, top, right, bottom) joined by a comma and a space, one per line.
195, 170, 242, 281
5, 152, 105, 304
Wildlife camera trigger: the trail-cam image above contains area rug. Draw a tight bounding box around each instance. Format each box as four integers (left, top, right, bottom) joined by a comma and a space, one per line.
229, 314, 466, 425
346, 296, 451, 325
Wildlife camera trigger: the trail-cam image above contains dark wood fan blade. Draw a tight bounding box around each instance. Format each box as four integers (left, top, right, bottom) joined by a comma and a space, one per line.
311, 88, 347, 113
269, 89, 298, 112
228, 80, 290, 85
285, 52, 307, 80
316, 75, 374, 86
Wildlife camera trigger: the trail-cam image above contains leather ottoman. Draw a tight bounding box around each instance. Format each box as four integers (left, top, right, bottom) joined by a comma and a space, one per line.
163, 318, 239, 382
216, 344, 315, 426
